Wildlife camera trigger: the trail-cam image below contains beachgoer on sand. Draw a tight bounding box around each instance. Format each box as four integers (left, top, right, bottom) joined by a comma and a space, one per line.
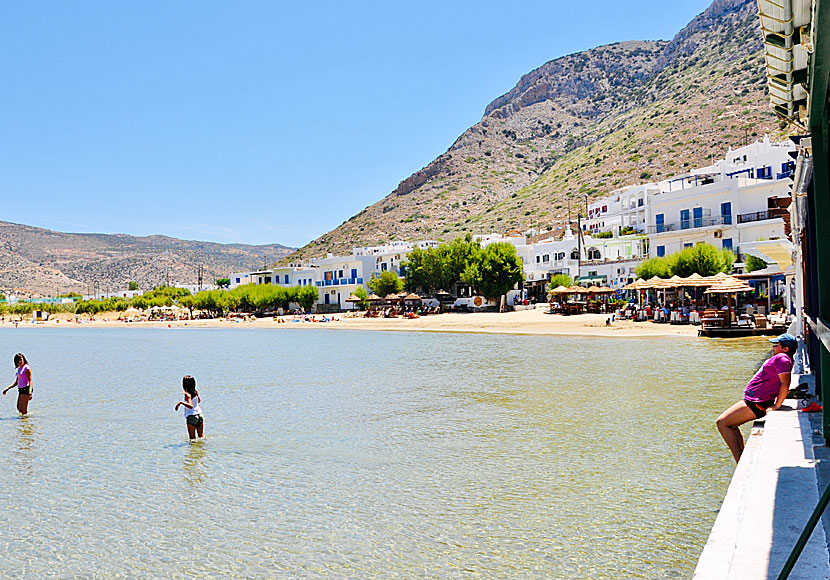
175, 375, 204, 440
3, 353, 32, 415
716, 333, 796, 463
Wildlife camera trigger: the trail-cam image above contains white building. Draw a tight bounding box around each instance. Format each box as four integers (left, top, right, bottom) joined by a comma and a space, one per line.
648, 138, 795, 258
586, 183, 658, 236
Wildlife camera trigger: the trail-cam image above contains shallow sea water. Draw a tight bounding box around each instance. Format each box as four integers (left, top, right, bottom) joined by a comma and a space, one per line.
0, 327, 770, 579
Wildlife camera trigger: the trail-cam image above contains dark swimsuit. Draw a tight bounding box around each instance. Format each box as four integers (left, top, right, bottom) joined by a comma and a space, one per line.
745, 398, 775, 418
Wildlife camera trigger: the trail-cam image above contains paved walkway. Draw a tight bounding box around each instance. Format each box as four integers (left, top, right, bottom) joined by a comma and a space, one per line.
694, 384, 830, 579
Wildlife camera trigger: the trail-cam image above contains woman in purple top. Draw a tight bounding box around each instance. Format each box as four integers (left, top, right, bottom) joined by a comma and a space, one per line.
2, 353, 32, 415
716, 334, 796, 462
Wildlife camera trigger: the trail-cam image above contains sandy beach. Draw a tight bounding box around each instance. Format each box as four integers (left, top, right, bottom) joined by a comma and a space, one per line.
8, 307, 702, 338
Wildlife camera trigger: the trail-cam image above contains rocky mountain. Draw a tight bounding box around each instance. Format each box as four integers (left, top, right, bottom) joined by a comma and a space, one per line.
289, 0, 783, 260
0, 221, 294, 296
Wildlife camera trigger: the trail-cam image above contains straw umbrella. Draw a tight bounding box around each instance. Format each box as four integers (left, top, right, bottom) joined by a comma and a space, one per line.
704, 278, 754, 326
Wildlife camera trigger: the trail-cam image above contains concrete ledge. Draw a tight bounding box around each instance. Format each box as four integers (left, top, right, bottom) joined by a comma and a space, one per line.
694, 399, 830, 579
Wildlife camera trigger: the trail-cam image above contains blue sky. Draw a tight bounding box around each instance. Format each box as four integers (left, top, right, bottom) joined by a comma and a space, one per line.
1, 1, 714, 248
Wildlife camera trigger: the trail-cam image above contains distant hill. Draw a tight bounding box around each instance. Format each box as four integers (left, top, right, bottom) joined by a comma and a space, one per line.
288, 0, 784, 261
0, 221, 294, 296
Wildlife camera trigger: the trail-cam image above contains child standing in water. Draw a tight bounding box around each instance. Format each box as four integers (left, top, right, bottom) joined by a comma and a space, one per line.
3, 353, 32, 415
175, 375, 204, 440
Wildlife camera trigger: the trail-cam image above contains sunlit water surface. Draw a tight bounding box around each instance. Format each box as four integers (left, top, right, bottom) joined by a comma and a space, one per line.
0, 327, 770, 578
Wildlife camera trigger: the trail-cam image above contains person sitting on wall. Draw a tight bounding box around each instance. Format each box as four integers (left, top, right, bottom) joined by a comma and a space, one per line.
716, 333, 796, 463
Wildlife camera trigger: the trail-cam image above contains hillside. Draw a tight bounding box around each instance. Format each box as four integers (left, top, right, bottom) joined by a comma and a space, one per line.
0, 221, 294, 296
289, 0, 783, 260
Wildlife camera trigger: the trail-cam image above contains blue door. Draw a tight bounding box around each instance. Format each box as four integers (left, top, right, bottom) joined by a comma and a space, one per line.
693, 207, 703, 228
721, 202, 732, 225
656, 214, 664, 233
680, 209, 690, 229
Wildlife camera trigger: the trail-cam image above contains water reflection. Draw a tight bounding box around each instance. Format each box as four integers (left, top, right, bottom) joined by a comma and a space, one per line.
14, 415, 36, 477
183, 440, 207, 487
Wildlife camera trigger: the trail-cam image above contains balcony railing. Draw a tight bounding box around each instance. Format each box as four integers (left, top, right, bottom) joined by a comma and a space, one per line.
648, 216, 728, 234
315, 277, 365, 288
736, 209, 787, 224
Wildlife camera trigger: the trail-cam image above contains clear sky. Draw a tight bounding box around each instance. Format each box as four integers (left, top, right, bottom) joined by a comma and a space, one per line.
1, 1, 714, 248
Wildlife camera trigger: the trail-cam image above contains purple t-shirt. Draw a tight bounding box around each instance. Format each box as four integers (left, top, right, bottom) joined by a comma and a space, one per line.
744, 353, 793, 402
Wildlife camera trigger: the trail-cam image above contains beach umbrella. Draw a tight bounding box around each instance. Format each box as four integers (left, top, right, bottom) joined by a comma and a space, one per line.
397, 291, 409, 299
645, 276, 672, 289
404, 293, 422, 301
586, 285, 602, 294
704, 279, 754, 326
345, 294, 362, 302
384, 293, 401, 302
550, 285, 570, 294
704, 280, 754, 294
367, 293, 382, 302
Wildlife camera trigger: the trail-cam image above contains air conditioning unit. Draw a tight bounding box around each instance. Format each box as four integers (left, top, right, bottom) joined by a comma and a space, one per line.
714, 231, 723, 238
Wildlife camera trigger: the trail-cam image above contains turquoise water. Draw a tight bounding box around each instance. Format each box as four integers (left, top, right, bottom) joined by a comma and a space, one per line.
0, 328, 769, 578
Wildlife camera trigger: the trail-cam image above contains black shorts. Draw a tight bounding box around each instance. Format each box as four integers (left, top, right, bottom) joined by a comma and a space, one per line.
17, 388, 30, 397
186, 414, 203, 427
745, 398, 775, 419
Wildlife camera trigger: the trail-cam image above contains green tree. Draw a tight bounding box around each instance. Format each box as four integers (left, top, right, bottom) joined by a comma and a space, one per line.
548, 273, 573, 289
463, 242, 524, 301
128, 281, 139, 291
178, 294, 195, 316
352, 286, 369, 310
635, 256, 672, 279
745, 254, 768, 272
671, 243, 732, 277
216, 278, 230, 288
297, 285, 319, 312
368, 271, 403, 297
192, 290, 226, 317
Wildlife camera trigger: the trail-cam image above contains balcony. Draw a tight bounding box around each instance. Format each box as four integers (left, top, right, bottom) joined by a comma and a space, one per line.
736, 209, 788, 224
314, 277, 364, 288
648, 216, 728, 234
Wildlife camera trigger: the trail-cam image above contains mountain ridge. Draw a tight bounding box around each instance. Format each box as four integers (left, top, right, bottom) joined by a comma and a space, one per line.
287, 0, 782, 261
0, 220, 294, 296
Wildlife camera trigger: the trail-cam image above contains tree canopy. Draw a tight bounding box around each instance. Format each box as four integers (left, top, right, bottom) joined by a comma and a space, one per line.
368, 271, 403, 297
462, 242, 524, 301
636, 243, 735, 279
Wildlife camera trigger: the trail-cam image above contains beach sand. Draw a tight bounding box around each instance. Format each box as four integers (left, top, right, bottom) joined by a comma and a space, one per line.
13, 308, 701, 338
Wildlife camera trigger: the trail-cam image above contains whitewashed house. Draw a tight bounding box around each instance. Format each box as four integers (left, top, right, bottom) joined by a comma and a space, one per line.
648, 138, 795, 258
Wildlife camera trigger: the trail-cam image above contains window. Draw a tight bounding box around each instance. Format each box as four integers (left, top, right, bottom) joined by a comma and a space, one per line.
693, 207, 703, 228
657, 246, 665, 257
656, 213, 664, 233
722, 238, 733, 250
680, 209, 690, 229
284, 275, 289, 284
684, 242, 693, 249
587, 247, 601, 260
721, 202, 732, 225
536, 256, 540, 263
542, 254, 549, 263
381, 263, 387, 271
570, 248, 579, 260
638, 198, 644, 207
235, 278, 240, 284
